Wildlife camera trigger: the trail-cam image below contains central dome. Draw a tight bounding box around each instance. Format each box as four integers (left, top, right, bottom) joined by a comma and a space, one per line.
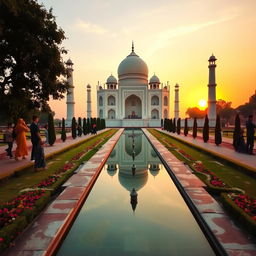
118, 44, 148, 81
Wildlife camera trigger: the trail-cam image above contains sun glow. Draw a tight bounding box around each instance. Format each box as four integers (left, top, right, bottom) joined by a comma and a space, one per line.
199, 99, 207, 109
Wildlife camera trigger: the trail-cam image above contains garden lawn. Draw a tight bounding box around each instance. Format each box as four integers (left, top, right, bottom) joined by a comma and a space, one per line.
0, 129, 117, 204
148, 129, 256, 197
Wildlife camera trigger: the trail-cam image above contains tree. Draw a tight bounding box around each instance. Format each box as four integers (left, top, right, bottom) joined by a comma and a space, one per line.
71, 117, 77, 139
233, 114, 241, 151
77, 117, 82, 137
172, 118, 176, 133
169, 119, 173, 132
86, 118, 91, 133
48, 113, 56, 146
184, 118, 188, 136
83, 118, 87, 135
177, 118, 181, 135
161, 119, 163, 128
186, 107, 207, 119
215, 115, 222, 146
192, 118, 197, 139
203, 115, 209, 143
0, 0, 68, 121
96, 117, 101, 131
164, 118, 167, 130
61, 118, 66, 142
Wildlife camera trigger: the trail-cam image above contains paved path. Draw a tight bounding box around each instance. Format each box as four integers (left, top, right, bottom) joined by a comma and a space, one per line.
143, 129, 256, 256
0, 129, 109, 179
3, 129, 124, 256
157, 129, 256, 172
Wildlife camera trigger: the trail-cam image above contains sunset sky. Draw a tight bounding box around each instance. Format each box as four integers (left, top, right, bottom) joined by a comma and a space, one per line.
41, 0, 256, 119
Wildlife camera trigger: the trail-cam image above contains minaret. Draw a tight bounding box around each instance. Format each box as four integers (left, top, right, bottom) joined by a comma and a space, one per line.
174, 83, 179, 119
87, 84, 92, 118
207, 54, 217, 126
66, 58, 75, 127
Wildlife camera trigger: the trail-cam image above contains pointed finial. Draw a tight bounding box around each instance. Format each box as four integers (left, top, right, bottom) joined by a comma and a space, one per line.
132, 41, 134, 52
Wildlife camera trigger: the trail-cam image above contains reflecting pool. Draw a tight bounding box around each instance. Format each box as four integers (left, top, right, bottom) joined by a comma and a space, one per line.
57, 129, 215, 256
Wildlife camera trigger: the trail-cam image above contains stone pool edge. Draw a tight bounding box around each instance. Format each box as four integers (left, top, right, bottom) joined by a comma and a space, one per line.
142, 128, 256, 256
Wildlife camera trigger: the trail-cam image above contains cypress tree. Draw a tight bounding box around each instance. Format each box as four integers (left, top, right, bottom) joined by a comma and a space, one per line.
184, 118, 188, 136
192, 118, 197, 139
48, 113, 56, 146
87, 117, 91, 133
173, 118, 176, 133
77, 117, 82, 137
177, 118, 181, 135
203, 115, 209, 142
71, 117, 77, 139
161, 119, 163, 128
83, 118, 87, 135
163, 118, 167, 130
233, 114, 241, 151
215, 114, 222, 146
169, 119, 173, 132
61, 118, 66, 142
96, 117, 101, 131
102, 119, 106, 129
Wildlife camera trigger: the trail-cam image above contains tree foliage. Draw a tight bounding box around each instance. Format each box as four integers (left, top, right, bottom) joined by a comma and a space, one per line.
203, 115, 209, 142
172, 118, 176, 133
61, 118, 66, 142
82, 118, 87, 135
0, 0, 68, 121
186, 107, 207, 119
177, 118, 181, 135
192, 118, 197, 139
233, 114, 241, 151
71, 117, 77, 139
48, 112, 56, 146
184, 118, 188, 136
215, 115, 222, 146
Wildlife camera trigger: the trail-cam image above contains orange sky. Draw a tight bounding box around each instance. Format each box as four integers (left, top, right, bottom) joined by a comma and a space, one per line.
41, 0, 256, 119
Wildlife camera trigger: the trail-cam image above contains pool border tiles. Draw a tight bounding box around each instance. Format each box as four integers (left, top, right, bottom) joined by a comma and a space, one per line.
3, 129, 124, 256
143, 128, 256, 256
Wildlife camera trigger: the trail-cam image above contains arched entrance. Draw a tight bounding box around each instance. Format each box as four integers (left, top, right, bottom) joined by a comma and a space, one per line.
125, 94, 142, 119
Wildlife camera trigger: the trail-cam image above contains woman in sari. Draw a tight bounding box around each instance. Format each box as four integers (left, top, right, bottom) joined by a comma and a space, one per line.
15, 118, 29, 160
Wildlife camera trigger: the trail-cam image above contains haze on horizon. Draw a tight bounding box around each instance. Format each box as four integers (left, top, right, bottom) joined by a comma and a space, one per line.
40, 0, 256, 119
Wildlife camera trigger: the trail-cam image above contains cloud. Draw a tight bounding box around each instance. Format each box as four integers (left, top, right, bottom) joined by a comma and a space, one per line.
73, 19, 108, 34
146, 16, 235, 57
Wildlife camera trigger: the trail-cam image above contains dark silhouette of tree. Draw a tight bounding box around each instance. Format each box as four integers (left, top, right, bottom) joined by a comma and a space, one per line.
215, 115, 222, 146
48, 113, 56, 146
192, 118, 197, 139
61, 118, 66, 142
177, 118, 181, 135
233, 114, 241, 151
203, 115, 209, 143
83, 118, 87, 135
184, 118, 188, 136
173, 118, 176, 133
186, 107, 206, 119
96, 117, 101, 131
0, 0, 68, 121
77, 117, 82, 137
71, 117, 77, 139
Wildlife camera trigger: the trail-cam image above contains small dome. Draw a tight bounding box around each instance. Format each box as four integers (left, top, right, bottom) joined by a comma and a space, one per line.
209, 54, 217, 61
66, 58, 73, 65
87, 84, 91, 88
149, 74, 160, 84
118, 44, 148, 81
106, 74, 117, 84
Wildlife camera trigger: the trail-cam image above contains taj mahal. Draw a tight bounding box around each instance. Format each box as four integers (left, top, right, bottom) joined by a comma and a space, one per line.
96, 43, 171, 128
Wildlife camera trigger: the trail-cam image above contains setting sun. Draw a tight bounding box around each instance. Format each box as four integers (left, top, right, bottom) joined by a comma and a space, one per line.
199, 99, 207, 109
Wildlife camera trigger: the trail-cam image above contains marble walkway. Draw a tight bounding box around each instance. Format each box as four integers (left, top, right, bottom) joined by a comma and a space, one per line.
143, 128, 256, 256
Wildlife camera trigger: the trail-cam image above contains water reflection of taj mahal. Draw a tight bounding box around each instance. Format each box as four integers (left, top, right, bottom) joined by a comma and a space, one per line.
106, 129, 161, 211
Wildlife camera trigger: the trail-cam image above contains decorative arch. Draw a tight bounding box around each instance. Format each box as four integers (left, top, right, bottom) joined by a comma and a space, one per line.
151, 95, 159, 106
125, 94, 142, 119
108, 95, 115, 106
164, 96, 168, 106
151, 109, 159, 119
99, 96, 103, 106
108, 109, 115, 119
99, 109, 103, 118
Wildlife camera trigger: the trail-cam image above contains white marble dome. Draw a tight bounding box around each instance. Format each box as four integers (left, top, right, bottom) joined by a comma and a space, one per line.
118, 49, 148, 80
149, 74, 160, 84
106, 74, 117, 84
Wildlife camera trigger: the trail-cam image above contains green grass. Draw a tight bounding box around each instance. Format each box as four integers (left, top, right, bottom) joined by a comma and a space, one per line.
0, 129, 117, 204
148, 129, 256, 197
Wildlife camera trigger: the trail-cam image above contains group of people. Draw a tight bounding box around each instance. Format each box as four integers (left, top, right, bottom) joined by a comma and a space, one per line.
4, 115, 47, 171
236, 115, 256, 155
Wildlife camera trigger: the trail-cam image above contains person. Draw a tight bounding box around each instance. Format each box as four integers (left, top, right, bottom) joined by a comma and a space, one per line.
246, 115, 256, 155
30, 115, 46, 171
92, 123, 97, 135
237, 129, 247, 153
14, 118, 29, 160
4, 123, 14, 159
44, 124, 49, 145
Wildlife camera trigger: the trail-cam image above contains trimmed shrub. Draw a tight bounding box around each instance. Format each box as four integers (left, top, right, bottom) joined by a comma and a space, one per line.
177, 118, 181, 135
203, 115, 209, 143
215, 114, 222, 146
184, 118, 188, 136
71, 117, 77, 139
86, 117, 91, 133
77, 117, 82, 137
192, 118, 197, 138
172, 118, 176, 133
48, 113, 56, 146
233, 114, 240, 151
96, 117, 101, 131
83, 118, 87, 135
61, 118, 66, 142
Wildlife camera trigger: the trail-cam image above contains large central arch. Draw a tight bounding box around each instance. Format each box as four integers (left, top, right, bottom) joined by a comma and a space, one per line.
125, 94, 142, 119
